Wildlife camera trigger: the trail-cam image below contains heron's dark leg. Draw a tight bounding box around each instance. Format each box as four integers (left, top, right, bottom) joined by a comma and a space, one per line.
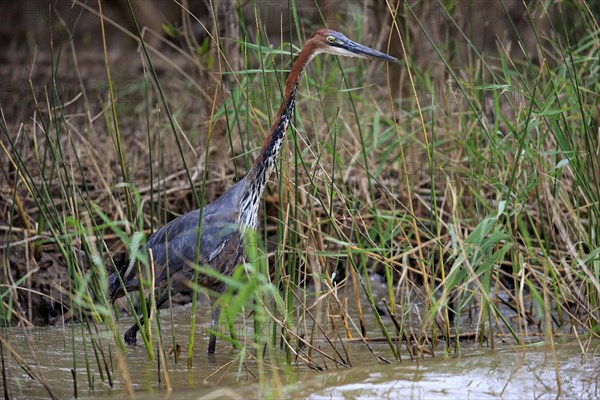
208, 301, 221, 354
124, 291, 171, 345
124, 321, 140, 345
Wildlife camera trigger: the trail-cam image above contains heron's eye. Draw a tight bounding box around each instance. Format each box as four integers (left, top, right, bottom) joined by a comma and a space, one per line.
326, 36, 336, 44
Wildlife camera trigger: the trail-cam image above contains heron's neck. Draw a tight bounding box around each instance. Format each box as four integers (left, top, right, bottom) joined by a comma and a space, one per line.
238, 45, 318, 229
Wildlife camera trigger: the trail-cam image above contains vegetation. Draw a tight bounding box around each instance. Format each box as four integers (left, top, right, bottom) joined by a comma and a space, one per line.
0, 0, 598, 397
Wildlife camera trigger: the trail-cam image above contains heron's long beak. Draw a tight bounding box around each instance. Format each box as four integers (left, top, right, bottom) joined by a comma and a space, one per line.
336, 39, 398, 62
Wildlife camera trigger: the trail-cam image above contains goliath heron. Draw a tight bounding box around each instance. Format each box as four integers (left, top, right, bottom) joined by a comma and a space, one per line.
108, 29, 397, 351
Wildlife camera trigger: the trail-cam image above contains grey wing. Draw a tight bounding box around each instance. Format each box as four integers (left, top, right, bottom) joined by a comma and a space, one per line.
148, 207, 239, 283
108, 177, 249, 299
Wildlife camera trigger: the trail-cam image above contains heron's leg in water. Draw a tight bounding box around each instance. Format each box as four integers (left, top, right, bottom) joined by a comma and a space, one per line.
124, 321, 140, 345
124, 291, 171, 345
208, 301, 220, 354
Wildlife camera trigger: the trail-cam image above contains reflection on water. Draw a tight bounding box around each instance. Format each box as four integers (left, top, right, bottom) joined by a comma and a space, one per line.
1, 306, 599, 399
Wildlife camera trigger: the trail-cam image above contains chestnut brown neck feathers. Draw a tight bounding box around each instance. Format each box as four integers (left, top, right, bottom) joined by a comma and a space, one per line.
235, 27, 401, 229
238, 35, 324, 229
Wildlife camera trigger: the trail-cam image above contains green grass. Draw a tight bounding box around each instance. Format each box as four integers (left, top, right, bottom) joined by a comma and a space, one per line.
0, 0, 599, 397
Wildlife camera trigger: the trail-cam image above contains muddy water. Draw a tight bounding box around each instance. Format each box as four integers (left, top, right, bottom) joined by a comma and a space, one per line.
2, 306, 598, 399
292, 342, 600, 399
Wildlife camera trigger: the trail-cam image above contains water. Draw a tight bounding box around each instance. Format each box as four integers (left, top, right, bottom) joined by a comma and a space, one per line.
2, 307, 598, 399
292, 342, 600, 399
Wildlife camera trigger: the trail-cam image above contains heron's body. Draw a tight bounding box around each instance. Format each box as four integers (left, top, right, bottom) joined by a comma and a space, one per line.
108, 29, 397, 350
110, 177, 247, 295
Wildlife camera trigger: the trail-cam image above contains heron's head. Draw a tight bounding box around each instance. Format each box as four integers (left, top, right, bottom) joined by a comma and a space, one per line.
308, 29, 398, 62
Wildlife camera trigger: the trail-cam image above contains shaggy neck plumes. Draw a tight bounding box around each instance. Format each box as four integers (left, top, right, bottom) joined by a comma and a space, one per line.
238, 41, 320, 229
